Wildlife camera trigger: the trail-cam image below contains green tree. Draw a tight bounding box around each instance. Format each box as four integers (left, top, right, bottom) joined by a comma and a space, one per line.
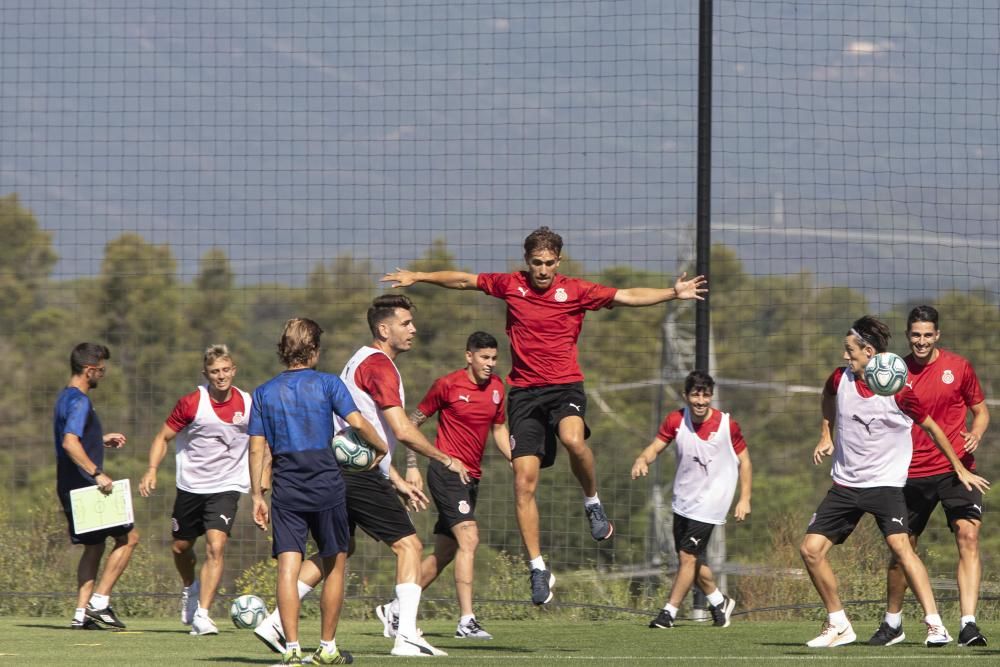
0, 194, 58, 327
185, 248, 244, 351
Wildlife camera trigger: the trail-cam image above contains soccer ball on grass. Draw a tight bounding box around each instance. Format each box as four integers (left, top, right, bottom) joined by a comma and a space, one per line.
230, 594, 267, 629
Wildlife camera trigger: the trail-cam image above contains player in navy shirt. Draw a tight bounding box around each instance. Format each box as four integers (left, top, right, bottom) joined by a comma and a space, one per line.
54, 343, 138, 630
249, 318, 388, 665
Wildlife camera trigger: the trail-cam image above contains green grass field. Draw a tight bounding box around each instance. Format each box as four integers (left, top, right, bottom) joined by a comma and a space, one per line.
3, 616, 997, 666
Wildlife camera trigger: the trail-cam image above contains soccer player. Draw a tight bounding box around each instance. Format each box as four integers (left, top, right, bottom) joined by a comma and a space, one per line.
870, 306, 991, 647
631, 370, 750, 630
54, 343, 139, 630
802, 316, 989, 649
377, 331, 512, 640
248, 318, 388, 665
138, 344, 251, 636
382, 226, 706, 605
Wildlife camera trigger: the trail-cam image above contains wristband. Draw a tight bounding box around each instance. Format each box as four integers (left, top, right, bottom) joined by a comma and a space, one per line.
92, 466, 103, 477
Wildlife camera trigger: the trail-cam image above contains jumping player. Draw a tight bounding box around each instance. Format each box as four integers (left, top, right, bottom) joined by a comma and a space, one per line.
631, 370, 750, 630
382, 226, 706, 605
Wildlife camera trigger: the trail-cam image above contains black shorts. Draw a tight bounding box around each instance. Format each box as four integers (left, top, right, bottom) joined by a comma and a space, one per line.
271, 502, 350, 559
904, 472, 984, 536
62, 509, 134, 547
673, 513, 716, 557
171, 489, 241, 539
427, 459, 479, 536
344, 469, 416, 544
807, 485, 910, 544
507, 382, 591, 469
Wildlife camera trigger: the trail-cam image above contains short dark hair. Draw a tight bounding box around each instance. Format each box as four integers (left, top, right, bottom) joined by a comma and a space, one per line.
523, 226, 563, 257
683, 369, 715, 395
368, 294, 415, 338
70, 343, 110, 375
466, 331, 498, 352
278, 318, 323, 367
848, 315, 891, 352
907, 305, 940, 331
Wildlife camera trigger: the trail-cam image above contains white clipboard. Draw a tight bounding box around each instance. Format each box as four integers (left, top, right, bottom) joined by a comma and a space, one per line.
69, 479, 135, 534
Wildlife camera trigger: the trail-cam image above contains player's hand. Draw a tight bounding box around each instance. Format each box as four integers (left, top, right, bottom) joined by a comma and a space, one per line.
381, 268, 418, 288
631, 458, 649, 479
95, 472, 114, 494
812, 439, 834, 464
961, 430, 983, 454
956, 468, 990, 494
103, 433, 126, 448
366, 451, 386, 472
394, 479, 429, 512
139, 469, 156, 497
405, 466, 424, 491
252, 495, 270, 531
673, 272, 708, 301
445, 457, 471, 484
734, 499, 751, 521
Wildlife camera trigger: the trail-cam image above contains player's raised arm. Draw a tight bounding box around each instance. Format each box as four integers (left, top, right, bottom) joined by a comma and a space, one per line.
613, 272, 707, 307
382, 268, 479, 290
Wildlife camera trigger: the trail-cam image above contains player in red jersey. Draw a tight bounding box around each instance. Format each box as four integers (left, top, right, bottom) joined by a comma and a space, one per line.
803, 316, 989, 649
871, 306, 992, 647
382, 226, 706, 605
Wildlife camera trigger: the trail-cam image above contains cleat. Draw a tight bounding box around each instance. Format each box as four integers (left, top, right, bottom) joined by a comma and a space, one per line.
253, 616, 286, 654
374, 602, 399, 638
585, 503, 614, 541
958, 622, 987, 647
709, 595, 736, 628
806, 621, 856, 647
867, 621, 905, 646
455, 617, 493, 639
70, 617, 104, 630
648, 609, 675, 629
391, 633, 447, 657
925, 623, 952, 648
530, 568, 555, 605
85, 604, 126, 629
312, 646, 354, 664
180, 581, 200, 625
189, 613, 219, 636
281, 647, 304, 665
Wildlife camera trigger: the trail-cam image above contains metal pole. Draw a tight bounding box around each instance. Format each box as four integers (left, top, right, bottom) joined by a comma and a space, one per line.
695, 0, 713, 373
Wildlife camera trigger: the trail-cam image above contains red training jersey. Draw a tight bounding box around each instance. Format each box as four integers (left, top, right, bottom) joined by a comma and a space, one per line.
656, 408, 748, 455
905, 349, 984, 477
165, 388, 247, 432
353, 354, 404, 410
417, 369, 506, 479
477, 271, 617, 388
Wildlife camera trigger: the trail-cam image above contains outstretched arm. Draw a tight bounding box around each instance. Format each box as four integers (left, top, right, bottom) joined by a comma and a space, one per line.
918, 415, 990, 493
613, 272, 707, 307
382, 269, 479, 290
631, 437, 669, 479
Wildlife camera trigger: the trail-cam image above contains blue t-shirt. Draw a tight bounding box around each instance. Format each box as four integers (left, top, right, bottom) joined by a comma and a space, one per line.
53, 387, 104, 506
248, 368, 359, 511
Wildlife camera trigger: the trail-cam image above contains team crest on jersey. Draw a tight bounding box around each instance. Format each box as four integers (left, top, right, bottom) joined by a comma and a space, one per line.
458, 500, 471, 514
232, 411, 245, 423
492, 389, 501, 404
554, 288, 568, 302
942, 370, 955, 385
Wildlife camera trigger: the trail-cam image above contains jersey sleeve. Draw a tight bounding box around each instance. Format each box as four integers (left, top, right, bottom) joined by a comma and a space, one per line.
894, 386, 930, 423
416, 378, 446, 418
62, 394, 91, 438
730, 418, 748, 455
960, 359, 986, 407
326, 375, 360, 420
355, 355, 404, 410
823, 368, 844, 395
247, 387, 265, 437
575, 278, 618, 310
164, 391, 200, 433
655, 410, 683, 444
476, 272, 511, 298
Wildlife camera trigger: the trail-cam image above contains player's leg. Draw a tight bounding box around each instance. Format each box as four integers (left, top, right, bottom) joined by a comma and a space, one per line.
171, 489, 205, 625
512, 455, 542, 560
942, 470, 986, 645
312, 504, 353, 664
172, 537, 198, 587
451, 521, 479, 619
556, 415, 596, 496
275, 551, 304, 646
83, 527, 138, 629
800, 533, 855, 646
686, 522, 735, 628
74, 541, 105, 627
953, 519, 982, 616
195, 491, 240, 616
420, 532, 458, 590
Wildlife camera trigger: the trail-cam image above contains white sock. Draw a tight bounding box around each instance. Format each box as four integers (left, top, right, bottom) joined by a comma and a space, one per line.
884, 611, 902, 629
89, 593, 109, 610
395, 582, 422, 638
664, 603, 679, 617
925, 613, 943, 628
460, 614, 475, 625
530, 556, 546, 571
389, 598, 400, 616
319, 639, 337, 653
828, 609, 849, 628
706, 589, 725, 607
74, 607, 86, 622
195, 606, 209, 618
297, 580, 313, 600
584, 494, 600, 507
961, 615, 976, 629
286, 641, 301, 652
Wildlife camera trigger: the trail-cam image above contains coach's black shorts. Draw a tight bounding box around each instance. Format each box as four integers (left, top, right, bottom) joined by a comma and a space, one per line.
508, 382, 591, 469
270, 502, 349, 558
673, 513, 716, 557
807, 485, 910, 544
171, 489, 241, 539
345, 469, 416, 544
62, 508, 133, 546
904, 472, 984, 536
427, 459, 480, 536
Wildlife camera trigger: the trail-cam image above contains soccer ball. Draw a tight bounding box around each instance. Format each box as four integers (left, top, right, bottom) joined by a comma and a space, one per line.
331, 427, 375, 472
864, 352, 908, 396
230, 594, 267, 629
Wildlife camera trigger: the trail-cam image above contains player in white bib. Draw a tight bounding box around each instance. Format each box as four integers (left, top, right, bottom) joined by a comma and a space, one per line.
802, 316, 989, 649
631, 370, 751, 630
139, 344, 252, 636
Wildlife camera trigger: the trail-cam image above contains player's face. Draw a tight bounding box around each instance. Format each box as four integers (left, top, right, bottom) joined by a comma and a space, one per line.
907, 321, 940, 362
384, 308, 417, 353
203, 358, 236, 392
524, 249, 561, 290
84, 362, 106, 389
842, 336, 874, 375
466, 347, 498, 385
684, 387, 713, 419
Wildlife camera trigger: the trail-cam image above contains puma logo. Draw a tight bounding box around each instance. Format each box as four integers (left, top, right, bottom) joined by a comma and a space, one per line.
568, 402, 581, 412
852, 414, 876, 435
905, 382, 914, 390
891, 516, 904, 526
692, 455, 711, 473
517, 287, 528, 297
220, 514, 232, 526
458, 395, 471, 403
972, 504, 982, 514
689, 537, 701, 546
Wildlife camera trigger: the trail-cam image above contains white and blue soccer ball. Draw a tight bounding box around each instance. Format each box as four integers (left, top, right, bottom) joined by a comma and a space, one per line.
230, 594, 267, 629
331, 428, 376, 472
864, 352, 908, 396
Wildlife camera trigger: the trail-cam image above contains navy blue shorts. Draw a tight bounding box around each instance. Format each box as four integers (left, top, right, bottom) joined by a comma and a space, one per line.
271, 502, 350, 559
